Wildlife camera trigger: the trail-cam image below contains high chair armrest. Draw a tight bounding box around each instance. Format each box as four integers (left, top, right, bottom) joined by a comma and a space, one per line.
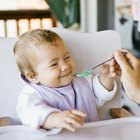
110, 108, 133, 118
0, 117, 11, 126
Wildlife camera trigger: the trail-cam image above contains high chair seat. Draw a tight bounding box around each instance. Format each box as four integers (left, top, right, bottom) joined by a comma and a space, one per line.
0, 28, 123, 124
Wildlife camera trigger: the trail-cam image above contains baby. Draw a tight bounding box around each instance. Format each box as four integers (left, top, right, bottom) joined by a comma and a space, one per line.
13, 29, 117, 135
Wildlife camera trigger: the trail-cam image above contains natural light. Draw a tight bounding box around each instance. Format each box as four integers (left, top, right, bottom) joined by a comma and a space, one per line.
0, 0, 53, 37
0, 0, 49, 10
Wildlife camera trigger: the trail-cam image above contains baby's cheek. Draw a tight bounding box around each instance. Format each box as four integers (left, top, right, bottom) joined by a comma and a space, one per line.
49, 70, 60, 82
71, 62, 76, 75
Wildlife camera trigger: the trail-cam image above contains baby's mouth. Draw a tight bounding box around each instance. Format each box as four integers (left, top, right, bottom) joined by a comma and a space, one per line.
60, 71, 71, 78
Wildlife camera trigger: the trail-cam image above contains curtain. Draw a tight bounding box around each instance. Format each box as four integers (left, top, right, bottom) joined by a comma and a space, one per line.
46, 0, 80, 28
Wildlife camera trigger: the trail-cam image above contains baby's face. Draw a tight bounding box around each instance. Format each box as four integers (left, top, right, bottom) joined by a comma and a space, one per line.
35, 40, 76, 88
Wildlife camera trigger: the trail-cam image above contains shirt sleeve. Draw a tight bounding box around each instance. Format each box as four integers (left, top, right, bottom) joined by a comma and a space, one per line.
16, 86, 62, 135
85, 74, 117, 108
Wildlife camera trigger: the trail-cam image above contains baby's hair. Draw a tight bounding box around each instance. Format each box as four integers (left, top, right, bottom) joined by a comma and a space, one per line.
13, 29, 62, 75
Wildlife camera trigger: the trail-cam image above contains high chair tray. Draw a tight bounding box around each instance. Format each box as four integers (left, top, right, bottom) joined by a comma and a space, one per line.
0, 117, 140, 140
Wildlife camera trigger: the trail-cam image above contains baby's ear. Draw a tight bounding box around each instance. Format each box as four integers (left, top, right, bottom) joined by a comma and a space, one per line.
25, 71, 39, 84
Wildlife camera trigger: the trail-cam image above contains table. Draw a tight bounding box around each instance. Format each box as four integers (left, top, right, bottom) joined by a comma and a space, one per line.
0, 117, 140, 140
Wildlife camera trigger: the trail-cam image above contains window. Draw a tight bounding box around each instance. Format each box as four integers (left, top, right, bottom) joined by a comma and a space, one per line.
0, 0, 56, 37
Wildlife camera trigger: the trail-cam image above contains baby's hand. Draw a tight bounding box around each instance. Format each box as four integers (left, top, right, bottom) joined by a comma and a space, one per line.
109, 57, 121, 77
110, 51, 128, 77
99, 53, 119, 91
54, 110, 86, 131
100, 53, 120, 79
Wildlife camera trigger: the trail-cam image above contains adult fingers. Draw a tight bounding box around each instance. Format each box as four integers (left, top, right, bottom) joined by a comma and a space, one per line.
114, 50, 132, 71
124, 49, 138, 61
124, 50, 140, 68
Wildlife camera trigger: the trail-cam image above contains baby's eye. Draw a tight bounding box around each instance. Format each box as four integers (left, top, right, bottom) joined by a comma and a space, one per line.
50, 63, 57, 67
64, 56, 70, 60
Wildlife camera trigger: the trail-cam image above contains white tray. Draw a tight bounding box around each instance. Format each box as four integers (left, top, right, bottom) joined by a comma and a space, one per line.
0, 117, 140, 140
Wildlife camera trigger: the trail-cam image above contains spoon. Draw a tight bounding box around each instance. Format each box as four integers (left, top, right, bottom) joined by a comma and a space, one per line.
76, 52, 127, 78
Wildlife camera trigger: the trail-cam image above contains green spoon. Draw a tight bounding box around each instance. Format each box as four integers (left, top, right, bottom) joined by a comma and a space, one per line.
76, 52, 127, 78
76, 57, 114, 78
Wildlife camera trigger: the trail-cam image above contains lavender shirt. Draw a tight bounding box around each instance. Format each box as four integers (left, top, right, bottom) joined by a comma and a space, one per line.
16, 75, 116, 135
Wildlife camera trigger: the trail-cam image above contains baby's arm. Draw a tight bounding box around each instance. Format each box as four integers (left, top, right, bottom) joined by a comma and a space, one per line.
99, 65, 114, 91
42, 110, 86, 132
87, 74, 117, 107
17, 86, 62, 135
17, 86, 86, 134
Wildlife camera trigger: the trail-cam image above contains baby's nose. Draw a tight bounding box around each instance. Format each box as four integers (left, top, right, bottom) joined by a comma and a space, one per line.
61, 63, 69, 71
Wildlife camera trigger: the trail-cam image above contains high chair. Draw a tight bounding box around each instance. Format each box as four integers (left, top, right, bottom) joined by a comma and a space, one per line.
0, 28, 130, 126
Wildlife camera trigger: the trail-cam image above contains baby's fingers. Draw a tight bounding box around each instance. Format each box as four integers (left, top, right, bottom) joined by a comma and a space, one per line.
110, 64, 119, 73
71, 110, 86, 117
68, 113, 84, 124
65, 117, 82, 127
62, 122, 76, 132
110, 58, 117, 66
111, 67, 121, 77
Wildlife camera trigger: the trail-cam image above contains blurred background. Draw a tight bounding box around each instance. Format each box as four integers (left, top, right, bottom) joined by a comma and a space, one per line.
0, 0, 140, 116
0, 0, 139, 53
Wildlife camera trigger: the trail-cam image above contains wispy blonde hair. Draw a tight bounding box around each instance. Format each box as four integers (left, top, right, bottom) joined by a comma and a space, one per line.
13, 29, 62, 75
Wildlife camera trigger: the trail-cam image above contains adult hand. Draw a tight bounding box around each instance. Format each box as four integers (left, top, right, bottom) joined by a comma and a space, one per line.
114, 50, 140, 103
